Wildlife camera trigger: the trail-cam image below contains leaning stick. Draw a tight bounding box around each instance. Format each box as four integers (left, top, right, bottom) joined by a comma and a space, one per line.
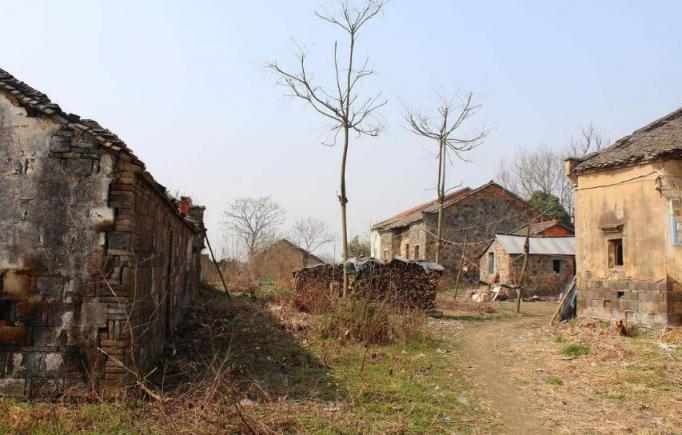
205, 234, 231, 299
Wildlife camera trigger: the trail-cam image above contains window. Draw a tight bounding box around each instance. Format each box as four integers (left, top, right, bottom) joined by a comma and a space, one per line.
608, 238, 624, 268
671, 199, 682, 245
383, 250, 388, 261
552, 259, 562, 273
414, 245, 420, 261
488, 252, 495, 274
405, 244, 410, 259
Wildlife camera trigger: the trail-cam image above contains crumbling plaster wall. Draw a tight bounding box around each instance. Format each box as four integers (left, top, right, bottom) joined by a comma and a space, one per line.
574, 160, 682, 326
0, 93, 114, 397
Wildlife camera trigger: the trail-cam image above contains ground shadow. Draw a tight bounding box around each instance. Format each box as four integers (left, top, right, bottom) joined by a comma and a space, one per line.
150, 284, 344, 403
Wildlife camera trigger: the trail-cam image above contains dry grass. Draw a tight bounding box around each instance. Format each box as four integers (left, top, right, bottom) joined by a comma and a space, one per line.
516, 318, 682, 433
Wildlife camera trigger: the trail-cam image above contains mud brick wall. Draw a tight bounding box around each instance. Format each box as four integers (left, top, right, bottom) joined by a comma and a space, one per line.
0, 78, 203, 397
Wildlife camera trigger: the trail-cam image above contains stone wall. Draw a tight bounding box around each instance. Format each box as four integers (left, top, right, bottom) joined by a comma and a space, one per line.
0, 83, 203, 397
479, 242, 574, 297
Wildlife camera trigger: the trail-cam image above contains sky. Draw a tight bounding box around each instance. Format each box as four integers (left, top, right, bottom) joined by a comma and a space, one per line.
3, 0, 682, 259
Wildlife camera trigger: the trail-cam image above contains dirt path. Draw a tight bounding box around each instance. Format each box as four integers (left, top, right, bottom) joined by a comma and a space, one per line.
456, 302, 556, 434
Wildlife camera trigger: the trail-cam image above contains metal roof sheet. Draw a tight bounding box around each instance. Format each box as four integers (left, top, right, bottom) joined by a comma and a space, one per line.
495, 234, 575, 256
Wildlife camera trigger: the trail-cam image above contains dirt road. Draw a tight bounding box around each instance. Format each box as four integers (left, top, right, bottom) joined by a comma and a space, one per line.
456, 302, 556, 434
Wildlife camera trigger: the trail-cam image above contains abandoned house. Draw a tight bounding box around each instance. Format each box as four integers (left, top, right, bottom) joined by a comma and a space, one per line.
567, 107, 682, 327
200, 254, 245, 289
479, 234, 576, 297
370, 181, 551, 282
0, 68, 205, 398
252, 239, 324, 286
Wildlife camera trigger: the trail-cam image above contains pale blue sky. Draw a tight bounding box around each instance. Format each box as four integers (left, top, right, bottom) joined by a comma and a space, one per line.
3, 1, 681, 258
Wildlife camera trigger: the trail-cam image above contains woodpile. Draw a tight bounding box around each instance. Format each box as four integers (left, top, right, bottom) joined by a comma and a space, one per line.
293, 259, 440, 314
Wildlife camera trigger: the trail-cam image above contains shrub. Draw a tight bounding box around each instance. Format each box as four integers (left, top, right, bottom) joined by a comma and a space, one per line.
561, 343, 590, 357
546, 376, 564, 385
318, 298, 425, 345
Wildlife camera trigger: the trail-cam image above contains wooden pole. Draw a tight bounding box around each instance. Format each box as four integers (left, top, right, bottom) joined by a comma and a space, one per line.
452, 234, 469, 301
204, 234, 231, 299
550, 277, 576, 325
516, 226, 531, 314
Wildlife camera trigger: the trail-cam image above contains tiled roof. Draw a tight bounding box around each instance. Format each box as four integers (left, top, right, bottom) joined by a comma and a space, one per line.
0, 68, 142, 166
371, 187, 471, 231
511, 219, 573, 236
573, 107, 682, 173
0, 68, 200, 232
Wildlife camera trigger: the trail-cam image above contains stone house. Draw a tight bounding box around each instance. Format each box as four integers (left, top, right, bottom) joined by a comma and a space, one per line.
0, 68, 205, 397
252, 239, 324, 286
479, 235, 575, 297
566, 107, 682, 327
370, 181, 549, 282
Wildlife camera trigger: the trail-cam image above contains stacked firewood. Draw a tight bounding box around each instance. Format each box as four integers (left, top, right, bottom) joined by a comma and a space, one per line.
293, 259, 440, 313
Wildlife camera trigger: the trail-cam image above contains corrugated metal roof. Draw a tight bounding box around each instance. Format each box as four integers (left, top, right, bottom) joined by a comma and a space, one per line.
495, 234, 575, 256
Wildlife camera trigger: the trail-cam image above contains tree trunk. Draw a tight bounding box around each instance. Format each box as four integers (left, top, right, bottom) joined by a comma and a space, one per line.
453, 234, 468, 300
435, 142, 446, 264
340, 124, 350, 298
516, 227, 531, 314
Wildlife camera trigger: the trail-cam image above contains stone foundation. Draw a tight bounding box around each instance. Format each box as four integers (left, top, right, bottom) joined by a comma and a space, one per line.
577, 279, 682, 328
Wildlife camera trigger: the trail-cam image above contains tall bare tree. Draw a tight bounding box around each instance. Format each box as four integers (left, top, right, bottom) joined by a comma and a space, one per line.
223, 196, 286, 262
268, 0, 386, 297
290, 217, 334, 266
405, 92, 487, 263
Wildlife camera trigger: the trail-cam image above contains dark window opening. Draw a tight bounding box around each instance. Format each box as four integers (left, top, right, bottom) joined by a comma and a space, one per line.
414, 245, 420, 261
608, 239, 624, 268
617, 291, 624, 299
552, 259, 562, 273
0, 301, 15, 324
405, 244, 410, 259
488, 252, 495, 274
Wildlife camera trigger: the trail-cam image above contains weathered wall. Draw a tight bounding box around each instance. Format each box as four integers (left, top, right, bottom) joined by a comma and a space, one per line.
0, 94, 114, 397
0, 90, 203, 397
479, 243, 573, 296
253, 241, 323, 287
426, 184, 539, 282
573, 160, 682, 327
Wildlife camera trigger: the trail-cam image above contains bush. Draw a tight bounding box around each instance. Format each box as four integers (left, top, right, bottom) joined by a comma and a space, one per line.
318, 298, 425, 345
561, 343, 590, 357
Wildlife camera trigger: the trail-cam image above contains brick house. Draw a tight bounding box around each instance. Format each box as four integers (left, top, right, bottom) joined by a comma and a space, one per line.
511, 219, 574, 237
479, 235, 575, 297
252, 239, 324, 286
0, 68, 205, 397
566, 107, 682, 327
370, 181, 548, 282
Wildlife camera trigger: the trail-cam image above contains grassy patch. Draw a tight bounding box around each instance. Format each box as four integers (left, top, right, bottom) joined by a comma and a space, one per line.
560, 343, 590, 357
545, 375, 563, 385
552, 334, 566, 343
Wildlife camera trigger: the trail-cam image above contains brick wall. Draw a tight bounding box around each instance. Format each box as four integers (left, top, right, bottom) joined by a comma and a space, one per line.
0, 88, 203, 397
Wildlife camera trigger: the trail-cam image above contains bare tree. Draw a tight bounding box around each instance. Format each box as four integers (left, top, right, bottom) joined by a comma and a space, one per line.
268, 0, 386, 297
496, 123, 608, 215
567, 122, 608, 157
405, 92, 487, 263
290, 217, 334, 266
223, 196, 285, 263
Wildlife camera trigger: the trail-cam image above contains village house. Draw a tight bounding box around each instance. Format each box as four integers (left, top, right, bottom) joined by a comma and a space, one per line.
252, 239, 324, 286
0, 68, 205, 397
370, 181, 550, 282
479, 234, 575, 297
511, 219, 574, 237
567, 107, 682, 327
